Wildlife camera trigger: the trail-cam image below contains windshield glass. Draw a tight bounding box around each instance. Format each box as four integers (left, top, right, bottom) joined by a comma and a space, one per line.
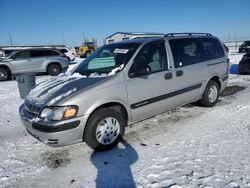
74, 43, 140, 76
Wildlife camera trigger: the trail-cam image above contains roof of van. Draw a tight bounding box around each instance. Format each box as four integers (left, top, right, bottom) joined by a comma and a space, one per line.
110, 34, 217, 45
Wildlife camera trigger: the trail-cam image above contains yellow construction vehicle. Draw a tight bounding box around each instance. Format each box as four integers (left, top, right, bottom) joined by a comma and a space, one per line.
78, 39, 98, 58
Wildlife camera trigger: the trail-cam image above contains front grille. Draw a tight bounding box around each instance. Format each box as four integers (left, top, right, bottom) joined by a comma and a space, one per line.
24, 101, 42, 119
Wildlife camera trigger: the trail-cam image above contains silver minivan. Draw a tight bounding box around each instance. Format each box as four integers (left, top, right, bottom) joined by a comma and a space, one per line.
19, 33, 229, 151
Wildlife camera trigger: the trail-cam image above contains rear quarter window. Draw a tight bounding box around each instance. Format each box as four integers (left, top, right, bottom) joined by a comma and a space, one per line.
169, 37, 225, 68
47, 50, 60, 56
199, 38, 225, 60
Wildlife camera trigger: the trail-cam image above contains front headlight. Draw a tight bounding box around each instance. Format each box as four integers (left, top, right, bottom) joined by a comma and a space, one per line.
39, 106, 78, 121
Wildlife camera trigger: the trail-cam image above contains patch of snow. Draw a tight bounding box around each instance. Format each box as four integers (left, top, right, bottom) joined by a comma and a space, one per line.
48, 87, 77, 106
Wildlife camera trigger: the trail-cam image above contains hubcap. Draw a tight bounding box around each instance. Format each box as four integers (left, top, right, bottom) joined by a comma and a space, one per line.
96, 117, 120, 145
208, 85, 218, 103
0, 68, 8, 80
50, 65, 59, 75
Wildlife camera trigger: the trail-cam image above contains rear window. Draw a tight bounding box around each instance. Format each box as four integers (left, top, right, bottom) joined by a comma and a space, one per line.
169, 37, 224, 68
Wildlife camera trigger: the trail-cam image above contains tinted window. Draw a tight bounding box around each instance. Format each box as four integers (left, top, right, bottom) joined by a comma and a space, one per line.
200, 38, 224, 60
30, 50, 47, 57
59, 49, 68, 53
130, 40, 168, 73
169, 38, 203, 67
14, 51, 30, 59
47, 50, 59, 56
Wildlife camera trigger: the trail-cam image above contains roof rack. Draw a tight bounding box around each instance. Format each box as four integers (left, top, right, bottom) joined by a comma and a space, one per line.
165, 33, 212, 37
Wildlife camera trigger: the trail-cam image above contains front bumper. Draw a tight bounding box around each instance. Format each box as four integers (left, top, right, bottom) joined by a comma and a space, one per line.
19, 104, 89, 146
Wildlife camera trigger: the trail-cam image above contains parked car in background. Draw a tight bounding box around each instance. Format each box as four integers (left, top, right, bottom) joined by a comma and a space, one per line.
19, 33, 229, 151
56, 47, 76, 61
239, 50, 250, 74
239, 40, 250, 53
0, 48, 69, 81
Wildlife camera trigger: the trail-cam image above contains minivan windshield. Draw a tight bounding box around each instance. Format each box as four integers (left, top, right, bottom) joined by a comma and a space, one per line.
74, 43, 140, 76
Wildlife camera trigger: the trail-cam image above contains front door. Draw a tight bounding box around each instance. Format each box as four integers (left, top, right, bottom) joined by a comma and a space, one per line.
11, 50, 33, 73
125, 40, 176, 123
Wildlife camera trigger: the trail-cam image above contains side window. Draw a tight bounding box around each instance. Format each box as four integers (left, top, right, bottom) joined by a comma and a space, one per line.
200, 38, 224, 60
130, 40, 168, 74
169, 38, 203, 68
48, 50, 59, 56
30, 50, 47, 57
14, 51, 30, 59
59, 49, 68, 53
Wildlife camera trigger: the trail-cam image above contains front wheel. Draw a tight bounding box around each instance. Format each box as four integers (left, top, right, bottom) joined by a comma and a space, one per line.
84, 108, 126, 151
0, 67, 11, 81
199, 80, 219, 107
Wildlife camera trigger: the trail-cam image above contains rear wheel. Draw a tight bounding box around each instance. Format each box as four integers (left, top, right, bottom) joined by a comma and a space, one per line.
47, 63, 61, 76
84, 107, 126, 151
199, 80, 219, 107
0, 67, 11, 81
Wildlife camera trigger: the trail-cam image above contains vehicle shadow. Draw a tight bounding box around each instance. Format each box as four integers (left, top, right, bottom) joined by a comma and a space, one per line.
90, 140, 138, 188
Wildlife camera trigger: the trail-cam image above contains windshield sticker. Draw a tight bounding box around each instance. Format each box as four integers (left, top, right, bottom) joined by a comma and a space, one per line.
113, 49, 129, 54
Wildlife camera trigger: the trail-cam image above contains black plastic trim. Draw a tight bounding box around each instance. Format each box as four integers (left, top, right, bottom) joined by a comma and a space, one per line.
32, 120, 80, 133
222, 75, 229, 82
131, 83, 202, 109
207, 61, 225, 66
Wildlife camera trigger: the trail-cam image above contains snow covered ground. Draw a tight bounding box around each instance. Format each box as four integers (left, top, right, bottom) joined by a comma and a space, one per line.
1, 53, 250, 188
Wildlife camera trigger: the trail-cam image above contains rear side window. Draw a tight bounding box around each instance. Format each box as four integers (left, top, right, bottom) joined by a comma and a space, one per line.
200, 38, 224, 60
169, 37, 225, 68
59, 49, 68, 53
30, 50, 47, 57
169, 38, 203, 67
47, 50, 59, 56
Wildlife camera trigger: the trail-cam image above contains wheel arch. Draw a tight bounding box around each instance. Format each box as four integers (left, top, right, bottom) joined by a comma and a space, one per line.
209, 76, 221, 90
83, 101, 129, 141
0, 64, 12, 79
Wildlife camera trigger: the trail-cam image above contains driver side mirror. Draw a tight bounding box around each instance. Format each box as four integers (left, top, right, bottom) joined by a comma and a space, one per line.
129, 66, 151, 78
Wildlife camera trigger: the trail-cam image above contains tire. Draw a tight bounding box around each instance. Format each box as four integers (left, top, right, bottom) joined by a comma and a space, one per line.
0, 67, 11, 81
47, 63, 62, 76
84, 107, 126, 151
199, 80, 219, 107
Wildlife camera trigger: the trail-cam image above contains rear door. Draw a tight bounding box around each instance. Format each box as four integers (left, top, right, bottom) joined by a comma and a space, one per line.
30, 50, 47, 71
168, 38, 207, 105
125, 40, 176, 122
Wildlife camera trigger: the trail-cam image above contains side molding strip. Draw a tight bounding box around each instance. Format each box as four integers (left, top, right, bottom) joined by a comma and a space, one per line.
130, 83, 202, 109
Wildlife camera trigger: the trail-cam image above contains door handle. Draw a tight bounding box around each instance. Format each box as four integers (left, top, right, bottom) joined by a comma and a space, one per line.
176, 70, 183, 77
164, 72, 173, 80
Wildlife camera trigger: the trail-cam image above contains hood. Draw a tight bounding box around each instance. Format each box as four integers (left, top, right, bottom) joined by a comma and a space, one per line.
26, 74, 106, 107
